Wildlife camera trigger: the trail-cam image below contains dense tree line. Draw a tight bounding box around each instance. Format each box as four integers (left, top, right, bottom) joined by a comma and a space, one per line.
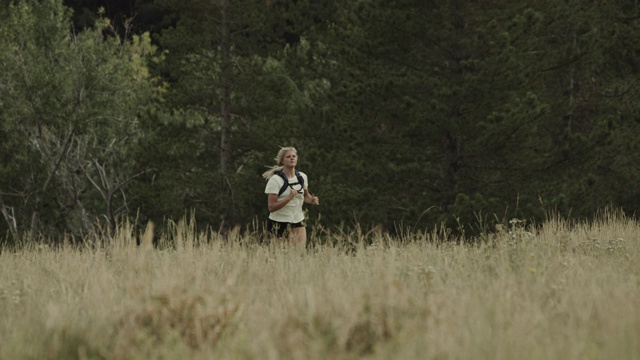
1, 0, 639, 243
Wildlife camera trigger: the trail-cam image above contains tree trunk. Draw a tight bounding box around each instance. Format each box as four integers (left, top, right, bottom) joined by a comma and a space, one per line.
218, 0, 233, 230
219, 0, 232, 177
0, 194, 18, 239
29, 125, 76, 242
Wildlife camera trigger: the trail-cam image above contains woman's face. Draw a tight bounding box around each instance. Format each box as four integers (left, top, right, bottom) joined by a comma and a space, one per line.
282, 150, 298, 167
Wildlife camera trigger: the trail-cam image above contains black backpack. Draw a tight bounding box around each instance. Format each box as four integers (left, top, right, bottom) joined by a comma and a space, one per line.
274, 170, 305, 196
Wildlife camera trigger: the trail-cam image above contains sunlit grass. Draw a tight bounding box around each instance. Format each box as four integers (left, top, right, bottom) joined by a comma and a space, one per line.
0, 211, 638, 359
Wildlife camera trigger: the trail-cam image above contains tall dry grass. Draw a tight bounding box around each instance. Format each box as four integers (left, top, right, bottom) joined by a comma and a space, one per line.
0, 212, 639, 359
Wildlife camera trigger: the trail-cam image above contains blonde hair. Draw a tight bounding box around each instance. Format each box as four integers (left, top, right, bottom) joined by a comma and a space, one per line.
262, 146, 297, 180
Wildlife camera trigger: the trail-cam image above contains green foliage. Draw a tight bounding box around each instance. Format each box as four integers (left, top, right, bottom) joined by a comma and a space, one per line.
129, 0, 640, 234
0, 0, 159, 240
298, 0, 640, 233
2, 0, 640, 240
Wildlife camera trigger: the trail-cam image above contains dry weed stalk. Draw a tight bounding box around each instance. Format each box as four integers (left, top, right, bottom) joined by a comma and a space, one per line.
115, 289, 239, 352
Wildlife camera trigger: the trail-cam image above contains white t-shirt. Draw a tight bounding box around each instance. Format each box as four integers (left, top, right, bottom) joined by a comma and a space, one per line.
265, 171, 308, 223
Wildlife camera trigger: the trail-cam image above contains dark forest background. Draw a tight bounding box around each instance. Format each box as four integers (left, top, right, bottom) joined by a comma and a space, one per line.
1, 0, 640, 243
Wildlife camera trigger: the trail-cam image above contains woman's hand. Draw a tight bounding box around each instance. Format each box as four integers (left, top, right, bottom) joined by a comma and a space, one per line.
305, 191, 319, 205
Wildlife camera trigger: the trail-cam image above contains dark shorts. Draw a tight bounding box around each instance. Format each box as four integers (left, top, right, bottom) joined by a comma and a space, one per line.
267, 219, 304, 238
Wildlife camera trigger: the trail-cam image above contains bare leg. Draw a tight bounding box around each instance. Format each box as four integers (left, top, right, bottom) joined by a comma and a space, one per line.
289, 226, 307, 247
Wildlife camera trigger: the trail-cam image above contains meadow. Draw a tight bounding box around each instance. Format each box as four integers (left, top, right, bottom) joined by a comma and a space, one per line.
0, 212, 638, 360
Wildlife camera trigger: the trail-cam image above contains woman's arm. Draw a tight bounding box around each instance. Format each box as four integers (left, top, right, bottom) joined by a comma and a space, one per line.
267, 192, 296, 213
303, 189, 319, 205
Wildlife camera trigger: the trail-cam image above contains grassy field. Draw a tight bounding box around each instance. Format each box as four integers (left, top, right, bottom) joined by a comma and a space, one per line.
0, 212, 638, 360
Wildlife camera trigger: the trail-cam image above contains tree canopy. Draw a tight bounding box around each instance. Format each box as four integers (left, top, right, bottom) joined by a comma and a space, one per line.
1, 0, 639, 242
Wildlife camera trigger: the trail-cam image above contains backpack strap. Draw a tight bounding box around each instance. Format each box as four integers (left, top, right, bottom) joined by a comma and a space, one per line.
296, 170, 305, 190
274, 171, 289, 196
274, 170, 305, 196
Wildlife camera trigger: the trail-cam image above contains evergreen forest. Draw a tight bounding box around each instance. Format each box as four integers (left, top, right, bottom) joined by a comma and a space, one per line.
2, 0, 640, 243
